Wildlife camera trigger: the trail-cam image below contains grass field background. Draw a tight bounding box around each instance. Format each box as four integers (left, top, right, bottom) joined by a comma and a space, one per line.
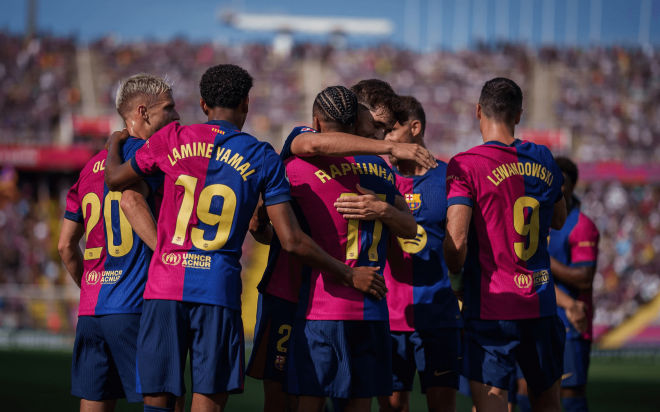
1, 349, 658, 411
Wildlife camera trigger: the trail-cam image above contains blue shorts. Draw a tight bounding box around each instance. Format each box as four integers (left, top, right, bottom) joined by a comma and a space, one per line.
459, 372, 517, 403
246, 293, 297, 383
561, 338, 591, 387
284, 318, 393, 398
391, 328, 461, 393
71, 314, 142, 403
463, 315, 565, 397
136, 300, 244, 396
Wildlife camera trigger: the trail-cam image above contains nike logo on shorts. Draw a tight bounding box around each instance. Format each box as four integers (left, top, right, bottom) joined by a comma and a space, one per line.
562, 372, 573, 380
434, 370, 452, 377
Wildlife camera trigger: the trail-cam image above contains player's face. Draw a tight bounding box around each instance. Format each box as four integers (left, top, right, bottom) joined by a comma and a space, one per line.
385, 120, 413, 166
146, 91, 180, 138
354, 105, 394, 140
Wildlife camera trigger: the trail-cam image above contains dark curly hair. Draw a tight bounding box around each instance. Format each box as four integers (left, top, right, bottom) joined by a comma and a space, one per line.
479, 77, 523, 125
350, 79, 409, 125
312, 86, 358, 126
555, 156, 579, 186
398, 95, 426, 135
199, 64, 254, 109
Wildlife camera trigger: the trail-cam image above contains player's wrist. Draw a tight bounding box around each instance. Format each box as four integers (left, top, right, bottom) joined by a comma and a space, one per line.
448, 268, 464, 292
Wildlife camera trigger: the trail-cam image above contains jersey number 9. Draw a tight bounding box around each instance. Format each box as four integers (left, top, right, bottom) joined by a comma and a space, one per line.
513, 196, 540, 261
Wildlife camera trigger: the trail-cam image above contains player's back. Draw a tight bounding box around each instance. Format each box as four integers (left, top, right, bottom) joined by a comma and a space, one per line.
132, 120, 291, 310
65, 143, 157, 316
447, 139, 564, 320
284, 153, 400, 321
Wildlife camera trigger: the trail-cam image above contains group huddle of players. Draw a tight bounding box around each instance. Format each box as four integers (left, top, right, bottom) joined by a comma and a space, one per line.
57, 63, 600, 412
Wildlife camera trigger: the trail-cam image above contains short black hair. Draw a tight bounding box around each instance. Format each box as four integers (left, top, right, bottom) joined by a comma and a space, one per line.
313, 86, 358, 126
478, 77, 523, 124
199, 64, 254, 109
350, 79, 409, 125
399, 95, 426, 135
555, 157, 579, 186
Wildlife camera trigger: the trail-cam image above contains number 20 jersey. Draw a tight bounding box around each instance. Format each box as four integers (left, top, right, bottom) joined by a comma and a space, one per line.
446, 139, 564, 321
64, 138, 163, 316
131, 120, 291, 310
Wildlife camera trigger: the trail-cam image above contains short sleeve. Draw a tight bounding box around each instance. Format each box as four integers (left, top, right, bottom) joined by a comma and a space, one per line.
64, 179, 83, 223
546, 149, 565, 203
130, 124, 175, 176
260, 145, 292, 206
123, 138, 165, 194
280, 126, 317, 161
569, 215, 599, 266
446, 156, 474, 208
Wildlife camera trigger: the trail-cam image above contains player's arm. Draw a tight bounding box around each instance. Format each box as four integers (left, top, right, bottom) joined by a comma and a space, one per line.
58, 219, 86, 288
550, 257, 595, 291
334, 184, 417, 239
443, 204, 473, 301
267, 201, 388, 300
551, 194, 567, 230
291, 132, 437, 169
555, 285, 587, 333
249, 197, 273, 245
104, 129, 143, 191
119, 181, 158, 251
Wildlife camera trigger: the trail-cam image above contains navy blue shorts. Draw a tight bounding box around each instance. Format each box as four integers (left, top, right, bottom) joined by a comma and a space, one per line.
463, 315, 565, 397
71, 314, 142, 403
136, 300, 244, 396
391, 328, 461, 393
246, 293, 297, 383
284, 318, 393, 398
561, 338, 591, 387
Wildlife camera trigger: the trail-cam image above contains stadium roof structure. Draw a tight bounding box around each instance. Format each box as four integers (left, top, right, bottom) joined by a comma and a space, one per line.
222, 12, 394, 36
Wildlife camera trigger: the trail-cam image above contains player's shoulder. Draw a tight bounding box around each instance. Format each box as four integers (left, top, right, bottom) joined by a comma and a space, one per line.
576, 210, 599, 236
288, 126, 317, 138
122, 137, 146, 158
82, 150, 108, 175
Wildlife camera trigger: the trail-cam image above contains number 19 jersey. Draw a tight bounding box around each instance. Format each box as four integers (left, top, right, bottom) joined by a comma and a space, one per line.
64, 138, 163, 316
446, 139, 564, 320
131, 120, 292, 310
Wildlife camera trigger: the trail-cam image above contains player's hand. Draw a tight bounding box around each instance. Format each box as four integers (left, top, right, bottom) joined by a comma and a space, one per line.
105, 129, 130, 150
334, 184, 388, 220
345, 266, 388, 300
566, 300, 588, 333
391, 143, 437, 169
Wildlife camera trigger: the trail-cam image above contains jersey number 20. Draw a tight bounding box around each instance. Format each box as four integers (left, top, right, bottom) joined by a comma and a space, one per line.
171, 174, 237, 250
81, 192, 134, 260
513, 196, 540, 261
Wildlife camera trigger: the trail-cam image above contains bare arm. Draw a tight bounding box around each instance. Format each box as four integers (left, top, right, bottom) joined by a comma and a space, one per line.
551, 196, 567, 230
120, 181, 158, 251
555, 285, 587, 333
104, 129, 143, 191
249, 198, 273, 245
267, 201, 388, 299
334, 184, 417, 239
58, 219, 86, 288
290, 132, 437, 169
550, 257, 595, 291
444, 205, 473, 275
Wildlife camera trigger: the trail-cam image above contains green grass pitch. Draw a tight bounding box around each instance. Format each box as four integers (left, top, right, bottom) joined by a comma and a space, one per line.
0, 350, 658, 411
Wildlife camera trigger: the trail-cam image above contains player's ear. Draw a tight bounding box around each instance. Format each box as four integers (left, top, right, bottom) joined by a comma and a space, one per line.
410, 120, 422, 139
240, 96, 250, 114
476, 103, 482, 120
138, 104, 148, 122
199, 98, 209, 116
515, 109, 523, 125
313, 116, 322, 132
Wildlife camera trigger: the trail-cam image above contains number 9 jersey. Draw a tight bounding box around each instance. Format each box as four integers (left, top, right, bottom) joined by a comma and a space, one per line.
64, 138, 164, 316
446, 139, 564, 320
130, 120, 292, 310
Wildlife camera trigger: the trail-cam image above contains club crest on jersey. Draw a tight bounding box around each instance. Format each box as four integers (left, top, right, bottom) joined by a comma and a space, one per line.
162, 253, 182, 266
275, 355, 285, 370
514, 273, 532, 289
85, 271, 101, 285
405, 194, 421, 211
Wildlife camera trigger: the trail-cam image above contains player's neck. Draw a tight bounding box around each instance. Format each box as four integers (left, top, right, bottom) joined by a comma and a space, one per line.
481, 121, 517, 146
207, 108, 245, 131
398, 159, 428, 177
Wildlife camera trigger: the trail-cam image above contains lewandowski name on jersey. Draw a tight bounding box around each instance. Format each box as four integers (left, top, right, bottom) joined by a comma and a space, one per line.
130, 120, 291, 310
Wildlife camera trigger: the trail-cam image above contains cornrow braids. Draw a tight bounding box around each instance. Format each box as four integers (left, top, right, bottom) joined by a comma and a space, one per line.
313, 86, 358, 126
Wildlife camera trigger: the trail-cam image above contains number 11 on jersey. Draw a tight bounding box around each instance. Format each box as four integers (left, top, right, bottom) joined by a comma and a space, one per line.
341, 192, 386, 262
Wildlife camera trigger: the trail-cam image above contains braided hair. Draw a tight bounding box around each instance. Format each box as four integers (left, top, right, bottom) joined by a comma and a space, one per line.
312, 86, 358, 126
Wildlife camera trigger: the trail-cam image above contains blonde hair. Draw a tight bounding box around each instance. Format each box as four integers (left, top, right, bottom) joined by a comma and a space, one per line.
115, 73, 172, 119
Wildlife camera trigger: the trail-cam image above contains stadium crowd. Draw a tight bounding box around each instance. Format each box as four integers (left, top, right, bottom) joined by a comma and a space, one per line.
0, 33, 658, 334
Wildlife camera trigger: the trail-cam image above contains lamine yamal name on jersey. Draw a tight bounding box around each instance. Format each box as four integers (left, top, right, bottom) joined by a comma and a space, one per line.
166, 138, 256, 181
314, 161, 396, 185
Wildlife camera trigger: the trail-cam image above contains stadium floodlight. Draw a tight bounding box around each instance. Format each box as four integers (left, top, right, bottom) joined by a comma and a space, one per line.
222, 12, 394, 36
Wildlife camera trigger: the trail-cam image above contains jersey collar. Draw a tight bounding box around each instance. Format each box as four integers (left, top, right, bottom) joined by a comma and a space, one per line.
483, 139, 523, 147
205, 120, 239, 131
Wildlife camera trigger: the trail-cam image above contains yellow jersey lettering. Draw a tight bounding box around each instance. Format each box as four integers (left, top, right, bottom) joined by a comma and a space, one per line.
368, 163, 379, 175
236, 162, 250, 175
524, 162, 532, 176
227, 153, 243, 169
315, 169, 332, 183
180, 143, 192, 159
351, 163, 363, 174
532, 163, 541, 178
168, 154, 177, 166
172, 147, 181, 162
330, 164, 342, 178
496, 165, 509, 178
220, 149, 231, 163
205, 143, 213, 158
216, 147, 225, 161
492, 169, 502, 182
242, 169, 256, 181
487, 175, 500, 186
540, 167, 547, 180
379, 165, 387, 178
508, 163, 519, 175
387, 172, 395, 185
517, 162, 525, 175
341, 163, 351, 175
